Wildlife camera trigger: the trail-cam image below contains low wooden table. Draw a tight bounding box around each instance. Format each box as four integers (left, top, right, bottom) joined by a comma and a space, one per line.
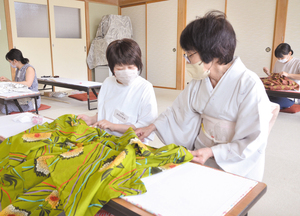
266, 89, 300, 99
38, 78, 102, 110
102, 163, 267, 216
0, 91, 40, 115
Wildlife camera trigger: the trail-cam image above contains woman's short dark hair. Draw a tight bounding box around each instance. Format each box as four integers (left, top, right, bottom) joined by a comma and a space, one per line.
5, 48, 29, 64
106, 38, 143, 75
180, 10, 236, 65
274, 43, 293, 58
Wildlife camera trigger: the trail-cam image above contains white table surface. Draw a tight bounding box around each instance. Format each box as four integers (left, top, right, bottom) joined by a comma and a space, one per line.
38, 77, 102, 88
0, 90, 40, 98
0, 113, 53, 139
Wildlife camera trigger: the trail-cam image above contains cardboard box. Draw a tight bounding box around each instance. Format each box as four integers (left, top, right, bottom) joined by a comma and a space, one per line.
43, 92, 53, 97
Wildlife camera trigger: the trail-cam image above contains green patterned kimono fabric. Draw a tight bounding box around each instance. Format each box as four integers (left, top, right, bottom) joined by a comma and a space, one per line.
0, 114, 192, 216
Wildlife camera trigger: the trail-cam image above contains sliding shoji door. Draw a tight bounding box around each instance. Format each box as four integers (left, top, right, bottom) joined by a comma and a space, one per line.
147, 0, 178, 88
9, 0, 87, 80
227, 0, 276, 77
48, 0, 87, 80
285, 0, 300, 57
9, 0, 52, 78
121, 4, 146, 79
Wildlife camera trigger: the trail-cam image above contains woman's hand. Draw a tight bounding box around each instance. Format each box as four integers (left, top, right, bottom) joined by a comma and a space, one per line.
92, 120, 115, 131
77, 114, 96, 126
0, 76, 10, 81
135, 124, 156, 142
263, 67, 270, 76
189, 148, 214, 165
279, 71, 289, 78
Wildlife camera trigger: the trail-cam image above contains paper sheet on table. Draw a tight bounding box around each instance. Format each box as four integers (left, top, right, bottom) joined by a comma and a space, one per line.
122, 162, 258, 216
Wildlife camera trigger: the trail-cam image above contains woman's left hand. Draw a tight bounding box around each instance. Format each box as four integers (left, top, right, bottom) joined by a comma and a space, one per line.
189, 148, 214, 164
0, 76, 9, 81
279, 71, 289, 78
92, 120, 115, 131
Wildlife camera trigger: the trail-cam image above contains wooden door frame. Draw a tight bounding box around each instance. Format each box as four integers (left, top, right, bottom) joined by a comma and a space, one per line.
271, 0, 288, 72
4, 0, 14, 79
175, 0, 186, 90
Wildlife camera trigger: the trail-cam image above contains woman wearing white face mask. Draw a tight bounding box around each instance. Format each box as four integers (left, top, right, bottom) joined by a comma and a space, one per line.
136, 11, 277, 181
263, 43, 300, 109
0, 48, 41, 114
77, 39, 157, 142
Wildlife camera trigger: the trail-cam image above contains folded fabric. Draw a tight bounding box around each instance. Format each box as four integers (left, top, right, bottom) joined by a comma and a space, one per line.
12, 113, 34, 123
0, 114, 192, 216
261, 73, 299, 91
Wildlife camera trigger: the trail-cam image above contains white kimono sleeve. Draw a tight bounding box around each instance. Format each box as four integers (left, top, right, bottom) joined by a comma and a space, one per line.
211, 78, 271, 181
97, 78, 111, 121
133, 84, 158, 130
154, 82, 202, 150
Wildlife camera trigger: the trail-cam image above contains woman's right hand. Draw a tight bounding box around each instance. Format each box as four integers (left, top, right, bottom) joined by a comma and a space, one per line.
77, 114, 94, 125
135, 124, 156, 142
263, 67, 270, 76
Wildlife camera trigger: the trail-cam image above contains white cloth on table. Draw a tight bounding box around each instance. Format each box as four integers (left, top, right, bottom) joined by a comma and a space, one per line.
154, 57, 271, 181
97, 76, 157, 141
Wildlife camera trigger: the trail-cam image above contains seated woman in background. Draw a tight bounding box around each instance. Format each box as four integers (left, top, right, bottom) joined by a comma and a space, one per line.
263, 43, 300, 109
78, 38, 157, 142
0, 48, 41, 114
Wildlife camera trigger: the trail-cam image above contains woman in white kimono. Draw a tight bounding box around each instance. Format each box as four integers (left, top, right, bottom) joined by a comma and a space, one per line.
78, 39, 157, 142
136, 11, 275, 181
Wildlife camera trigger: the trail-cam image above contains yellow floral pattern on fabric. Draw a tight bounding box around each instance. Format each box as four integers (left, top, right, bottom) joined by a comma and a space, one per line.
45, 190, 60, 209
99, 150, 126, 172
0, 204, 30, 216
60, 147, 84, 159
36, 155, 55, 176
22, 132, 52, 142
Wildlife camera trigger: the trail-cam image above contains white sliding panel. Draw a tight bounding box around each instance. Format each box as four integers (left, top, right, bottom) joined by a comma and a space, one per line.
147, 0, 177, 88
48, 0, 87, 80
186, 0, 225, 84
121, 5, 146, 79
9, 0, 52, 77
285, 0, 300, 58
227, 0, 276, 77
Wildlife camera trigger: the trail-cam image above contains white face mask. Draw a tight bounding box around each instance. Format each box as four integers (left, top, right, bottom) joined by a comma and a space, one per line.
278, 58, 288, 63
10, 62, 17, 68
114, 69, 138, 86
186, 61, 211, 80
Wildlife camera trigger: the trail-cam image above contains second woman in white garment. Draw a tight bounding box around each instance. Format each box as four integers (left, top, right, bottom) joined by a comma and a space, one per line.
78, 39, 157, 142
136, 11, 276, 181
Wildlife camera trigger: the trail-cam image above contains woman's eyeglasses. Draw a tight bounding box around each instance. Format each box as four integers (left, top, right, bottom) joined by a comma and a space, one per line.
183, 51, 198, 63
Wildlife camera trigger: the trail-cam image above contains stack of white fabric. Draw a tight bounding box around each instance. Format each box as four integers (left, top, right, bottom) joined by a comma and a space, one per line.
0, 82, 30, 93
